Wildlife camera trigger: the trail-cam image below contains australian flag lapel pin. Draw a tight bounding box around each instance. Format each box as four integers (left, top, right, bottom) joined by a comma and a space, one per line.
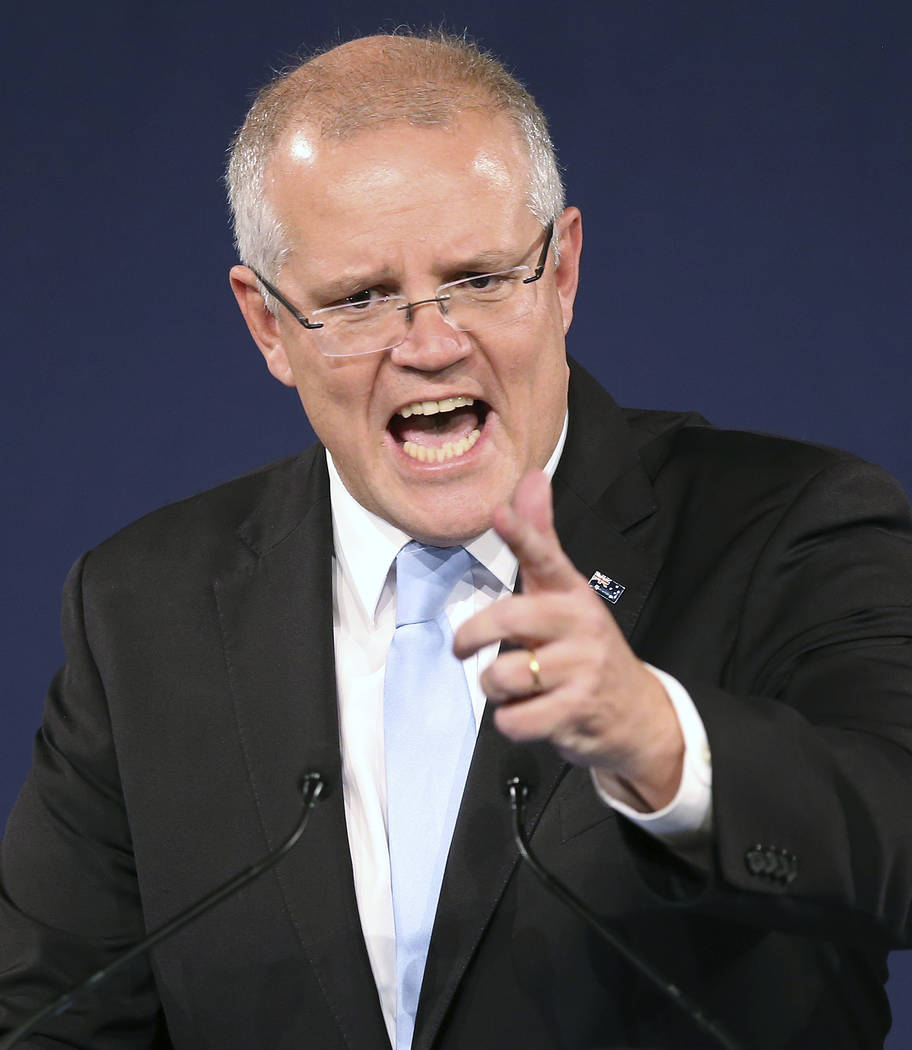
588, 570, 625, 605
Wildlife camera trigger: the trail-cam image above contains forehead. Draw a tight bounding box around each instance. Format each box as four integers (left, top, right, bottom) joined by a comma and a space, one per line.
267, 112, 535, 272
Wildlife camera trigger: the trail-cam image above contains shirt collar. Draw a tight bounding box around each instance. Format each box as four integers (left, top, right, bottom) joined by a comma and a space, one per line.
327, 412, 569, 622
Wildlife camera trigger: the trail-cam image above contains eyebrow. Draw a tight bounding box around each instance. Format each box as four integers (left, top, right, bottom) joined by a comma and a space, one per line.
455, 248, 518, 273
308, 267, 398, 304
305, 243, 526, 303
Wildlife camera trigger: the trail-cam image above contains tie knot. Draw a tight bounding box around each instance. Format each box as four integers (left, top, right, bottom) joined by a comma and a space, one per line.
394, 542, 472, 626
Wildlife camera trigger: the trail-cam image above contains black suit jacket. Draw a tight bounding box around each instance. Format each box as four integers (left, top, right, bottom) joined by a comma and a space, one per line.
3, 362, 912, 1050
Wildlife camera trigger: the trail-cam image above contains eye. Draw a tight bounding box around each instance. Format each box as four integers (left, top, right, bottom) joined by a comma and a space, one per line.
466, 273, 495, 290
448, 270, 521, 300
339, 288, 385, 310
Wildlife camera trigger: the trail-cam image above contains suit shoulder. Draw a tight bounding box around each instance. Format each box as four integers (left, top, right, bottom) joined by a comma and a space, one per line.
630, 413, 910, 526
621, 405, 710, 446
625, 409, 890, 486
80, 446, 327, 586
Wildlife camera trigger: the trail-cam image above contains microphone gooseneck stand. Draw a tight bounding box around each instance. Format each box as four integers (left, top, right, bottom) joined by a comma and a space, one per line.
506, 777, 747, 1050
0, 772, 327, 1050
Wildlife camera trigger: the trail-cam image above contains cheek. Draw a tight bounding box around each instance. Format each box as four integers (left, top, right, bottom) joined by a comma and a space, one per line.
291, 361, 378, 442
508, 320, 568, 398
518, 341, 569, 457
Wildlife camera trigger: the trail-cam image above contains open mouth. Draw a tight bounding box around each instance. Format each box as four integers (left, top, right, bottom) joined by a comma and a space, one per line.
388, 396, 489, 464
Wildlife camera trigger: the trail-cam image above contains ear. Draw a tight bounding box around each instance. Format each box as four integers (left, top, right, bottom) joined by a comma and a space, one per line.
552, 206, 582, 334
229, 265, 296, 387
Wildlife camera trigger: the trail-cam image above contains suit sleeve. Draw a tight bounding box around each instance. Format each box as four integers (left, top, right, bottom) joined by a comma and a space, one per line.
0, 553, 169, 1048
661, 457, 912, 948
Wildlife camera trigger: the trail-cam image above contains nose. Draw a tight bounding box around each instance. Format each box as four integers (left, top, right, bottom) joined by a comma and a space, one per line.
389, 297, 471, 371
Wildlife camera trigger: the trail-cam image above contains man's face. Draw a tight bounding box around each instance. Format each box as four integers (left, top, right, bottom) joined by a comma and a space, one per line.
232, 111, 581, 545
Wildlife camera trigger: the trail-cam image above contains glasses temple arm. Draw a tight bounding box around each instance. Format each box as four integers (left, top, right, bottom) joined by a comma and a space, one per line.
522, 220, 555, 284
249, 268, 324, 330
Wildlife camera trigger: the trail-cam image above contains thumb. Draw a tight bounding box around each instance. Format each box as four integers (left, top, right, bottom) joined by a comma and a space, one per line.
493, 470, 578, 592
510, 469, 554, 536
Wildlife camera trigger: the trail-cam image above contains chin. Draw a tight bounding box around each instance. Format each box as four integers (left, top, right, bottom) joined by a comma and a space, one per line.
395, 504, 495, 548
406, 519, 490, 548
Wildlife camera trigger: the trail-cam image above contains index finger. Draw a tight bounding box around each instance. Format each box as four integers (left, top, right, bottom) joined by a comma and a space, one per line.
494, 470, 581, 593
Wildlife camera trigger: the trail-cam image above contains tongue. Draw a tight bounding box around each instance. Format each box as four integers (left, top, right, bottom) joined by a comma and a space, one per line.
394, 405, 482, 447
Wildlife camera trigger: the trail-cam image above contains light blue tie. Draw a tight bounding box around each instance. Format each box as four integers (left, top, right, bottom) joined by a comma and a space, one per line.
384, 542, 476, 1050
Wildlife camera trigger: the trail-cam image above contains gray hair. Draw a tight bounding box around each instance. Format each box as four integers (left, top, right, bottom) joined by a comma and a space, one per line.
225, 31, 565, 310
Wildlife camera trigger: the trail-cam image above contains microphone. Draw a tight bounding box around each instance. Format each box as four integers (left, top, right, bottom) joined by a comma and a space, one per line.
0, 772, 328, 1050
505, 777, 747, 1050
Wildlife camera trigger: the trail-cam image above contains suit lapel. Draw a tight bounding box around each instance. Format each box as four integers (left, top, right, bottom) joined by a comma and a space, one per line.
411, 714, 564, 1050
552, 360, 662, 642
413, 363, 663, 1049
214, 450, 390, 1050
551, 467, 659, 643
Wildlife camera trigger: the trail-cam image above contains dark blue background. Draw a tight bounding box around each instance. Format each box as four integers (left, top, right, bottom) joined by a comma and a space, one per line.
2, 1, 910, 1042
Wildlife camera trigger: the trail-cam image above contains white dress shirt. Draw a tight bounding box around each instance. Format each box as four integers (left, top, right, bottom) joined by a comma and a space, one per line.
326, 419, 711, 1045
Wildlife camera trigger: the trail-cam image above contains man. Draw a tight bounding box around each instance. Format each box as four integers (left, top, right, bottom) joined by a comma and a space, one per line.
1, 30, 911, 1050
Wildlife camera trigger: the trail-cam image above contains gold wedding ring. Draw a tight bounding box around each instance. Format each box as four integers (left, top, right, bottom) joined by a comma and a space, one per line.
528, 650, 543, 693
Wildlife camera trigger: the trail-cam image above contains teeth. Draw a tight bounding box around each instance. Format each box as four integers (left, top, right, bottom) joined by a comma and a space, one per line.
398, 395, 474, 419
402, 428, 481, 463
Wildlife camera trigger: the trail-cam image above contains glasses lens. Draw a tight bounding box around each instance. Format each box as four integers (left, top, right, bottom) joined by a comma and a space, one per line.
308, 265, 535, 356
313, 296, 409, 357
440, 266, 534, 333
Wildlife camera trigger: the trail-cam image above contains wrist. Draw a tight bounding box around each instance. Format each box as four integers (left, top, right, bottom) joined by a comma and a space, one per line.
594, 664, 685, 812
